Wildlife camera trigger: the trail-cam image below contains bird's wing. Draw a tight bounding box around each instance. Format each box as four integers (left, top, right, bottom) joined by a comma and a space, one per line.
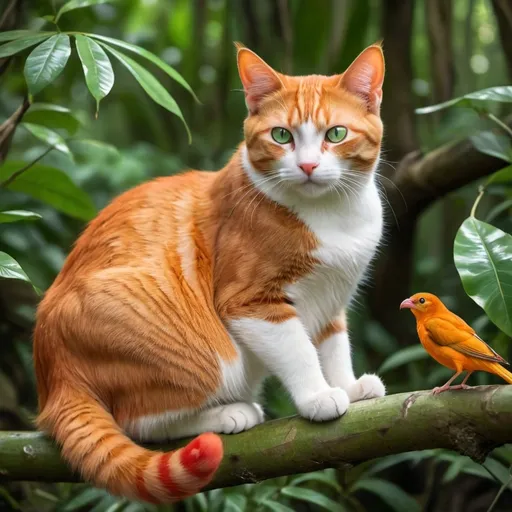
425, 317, 509, 365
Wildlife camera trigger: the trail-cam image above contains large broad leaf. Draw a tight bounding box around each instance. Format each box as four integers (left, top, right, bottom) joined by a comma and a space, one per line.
21, 123, 73, 160
471, 131, 512, 163
0, 161, 96, 221
55, 0, 114, 22
378, 345, 429, 374
488, 165, 512, 186
0, 210, 42, 223
0, 30, 54, 42
100, 43, 191, 142
353, 478, 420, 512
454, 217, 512, 337
0, 34, 53, 58
75, 35, 114, 112
87, 33, 198, 101
0, 252, 32, 284
24, 34, 71, 95
23, 103, 81, 135
280, 487, 346, 512
416, 86, 512, 114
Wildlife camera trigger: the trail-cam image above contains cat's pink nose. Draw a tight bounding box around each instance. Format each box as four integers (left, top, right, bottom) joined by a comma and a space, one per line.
299, 162, 319, 176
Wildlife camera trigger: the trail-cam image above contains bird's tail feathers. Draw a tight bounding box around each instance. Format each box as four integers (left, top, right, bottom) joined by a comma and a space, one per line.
488, 363, 512, 385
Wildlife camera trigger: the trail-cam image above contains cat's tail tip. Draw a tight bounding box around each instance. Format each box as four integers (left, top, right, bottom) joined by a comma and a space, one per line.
180, 432, 224, 478
133, 432, 223, 503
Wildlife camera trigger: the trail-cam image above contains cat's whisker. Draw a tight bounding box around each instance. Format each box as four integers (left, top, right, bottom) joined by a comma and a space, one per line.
375, 173, 408, 211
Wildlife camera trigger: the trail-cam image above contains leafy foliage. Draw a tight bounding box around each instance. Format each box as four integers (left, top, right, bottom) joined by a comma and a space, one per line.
455, 218, 512, 337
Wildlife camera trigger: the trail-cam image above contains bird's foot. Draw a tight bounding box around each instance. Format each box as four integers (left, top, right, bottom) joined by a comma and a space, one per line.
432, 384, 471, 395
450, 384, 472, 391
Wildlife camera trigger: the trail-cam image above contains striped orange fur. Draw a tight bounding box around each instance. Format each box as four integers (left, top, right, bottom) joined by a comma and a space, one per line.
34, 43, 386, 502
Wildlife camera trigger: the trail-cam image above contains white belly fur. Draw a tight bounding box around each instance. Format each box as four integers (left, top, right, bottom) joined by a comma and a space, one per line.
286, 182, 383, 337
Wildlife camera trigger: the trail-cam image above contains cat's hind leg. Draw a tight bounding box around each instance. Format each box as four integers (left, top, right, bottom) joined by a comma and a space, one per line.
127, 403, 265, 442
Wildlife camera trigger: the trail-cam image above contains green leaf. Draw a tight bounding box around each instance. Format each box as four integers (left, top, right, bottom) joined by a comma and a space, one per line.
185, 493, 208, 512
89, 495, 119, 512
471, 132, 512, 163
69, 139, 120, 159
289, 471, 342, 492
260, 500, 296, 512
0, 34, 53, 58
0, 30, 54, 42
224, 495, 247, 512
368, 452, 434, 475
488, 166, 512, 186
0, 161, 96, 221
416, 86, 512, 114
442, 457, 467, 483
21, 123, 73, 160
454, 217, 512, 337
250, 485, 279, 505
55, 0, 114, 22
24, 34, 71, 95
378, 345, 429, 374
87, 33, 198, 102
23, 103, 81, 135
487, 198, 512, 223
74, 35, 114, 112
280, 487, 346, 512
0, 210, 42, 223
0, 252, 32, 284
100, 43, 191, 142
353, 478, 420, 512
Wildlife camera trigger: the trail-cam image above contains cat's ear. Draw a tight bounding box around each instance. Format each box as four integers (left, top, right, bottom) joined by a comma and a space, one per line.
340, 44, 385, 114
236, 44, 283, 114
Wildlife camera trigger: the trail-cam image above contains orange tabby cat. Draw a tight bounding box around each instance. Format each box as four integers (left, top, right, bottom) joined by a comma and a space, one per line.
34, 43, 386, 503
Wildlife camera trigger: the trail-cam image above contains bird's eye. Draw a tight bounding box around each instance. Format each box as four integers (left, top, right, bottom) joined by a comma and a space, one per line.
271, 127, 293, 144
419, 298, 426, 304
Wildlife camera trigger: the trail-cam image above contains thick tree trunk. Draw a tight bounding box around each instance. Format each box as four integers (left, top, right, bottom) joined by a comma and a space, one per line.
1, 386, 511, 488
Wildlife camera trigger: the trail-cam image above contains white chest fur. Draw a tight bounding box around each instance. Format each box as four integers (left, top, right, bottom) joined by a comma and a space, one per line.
286, 183, 383, 337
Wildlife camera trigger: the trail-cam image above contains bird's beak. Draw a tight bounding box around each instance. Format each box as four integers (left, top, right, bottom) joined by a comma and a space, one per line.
400, 298, 416, 310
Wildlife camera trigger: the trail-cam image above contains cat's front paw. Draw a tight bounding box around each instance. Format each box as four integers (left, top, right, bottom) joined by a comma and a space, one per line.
218, 402, 265, 434
297, 387, 349, 422
347, 374, 385, 403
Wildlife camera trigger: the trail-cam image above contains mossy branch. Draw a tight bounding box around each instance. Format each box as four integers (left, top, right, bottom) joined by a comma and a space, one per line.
1, 386, 512, 488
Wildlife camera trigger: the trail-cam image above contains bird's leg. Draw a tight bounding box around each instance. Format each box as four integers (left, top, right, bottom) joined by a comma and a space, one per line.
432, 371, 462, 395
450, 372, 473, 390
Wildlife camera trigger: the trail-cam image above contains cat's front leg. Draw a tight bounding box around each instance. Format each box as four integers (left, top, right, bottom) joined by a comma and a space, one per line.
229, 316, 349, 421
317, 316, 386, 403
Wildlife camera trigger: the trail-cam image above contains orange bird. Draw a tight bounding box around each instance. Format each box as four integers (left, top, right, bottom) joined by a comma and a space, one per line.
400, 292, 512, 394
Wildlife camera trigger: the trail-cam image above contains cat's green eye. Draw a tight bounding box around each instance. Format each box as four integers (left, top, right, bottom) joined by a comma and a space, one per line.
271, 127, 293, 144
326, 126, 348, 143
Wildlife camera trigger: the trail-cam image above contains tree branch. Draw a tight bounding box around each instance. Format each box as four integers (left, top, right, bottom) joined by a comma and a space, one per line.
0, 97, 30, 163
1, 387, 512, 487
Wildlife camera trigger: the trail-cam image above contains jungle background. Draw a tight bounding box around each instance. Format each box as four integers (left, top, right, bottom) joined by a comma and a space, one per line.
1, 0, 512, 511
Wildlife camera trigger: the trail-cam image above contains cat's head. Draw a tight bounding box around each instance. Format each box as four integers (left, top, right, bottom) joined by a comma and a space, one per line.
237, 43, 385, 199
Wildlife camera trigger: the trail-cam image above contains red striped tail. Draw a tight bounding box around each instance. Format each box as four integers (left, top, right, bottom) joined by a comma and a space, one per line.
38, 389, 223, 504
136, 433, 223, 503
